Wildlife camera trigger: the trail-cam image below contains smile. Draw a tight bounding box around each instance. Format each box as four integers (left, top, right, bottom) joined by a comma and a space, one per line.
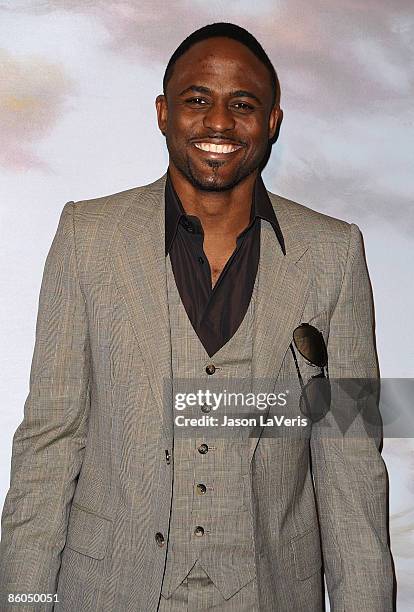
193, 142, 243, 154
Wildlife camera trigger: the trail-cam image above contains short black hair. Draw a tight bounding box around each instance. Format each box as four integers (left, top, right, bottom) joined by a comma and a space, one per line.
163, 22, 280, 107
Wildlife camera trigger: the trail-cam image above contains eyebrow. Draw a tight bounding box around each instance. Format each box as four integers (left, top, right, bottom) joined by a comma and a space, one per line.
178, 85, 262, 104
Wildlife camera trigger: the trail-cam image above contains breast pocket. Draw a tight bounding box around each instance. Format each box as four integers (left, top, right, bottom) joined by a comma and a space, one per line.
307, 310, 329, 341
294, 310, 330, 372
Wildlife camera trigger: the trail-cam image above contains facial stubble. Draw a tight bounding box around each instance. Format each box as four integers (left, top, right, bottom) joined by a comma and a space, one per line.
167, 137, 262, 193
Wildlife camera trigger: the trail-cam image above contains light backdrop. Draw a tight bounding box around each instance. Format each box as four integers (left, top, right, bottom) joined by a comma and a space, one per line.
1, 1, 413, 608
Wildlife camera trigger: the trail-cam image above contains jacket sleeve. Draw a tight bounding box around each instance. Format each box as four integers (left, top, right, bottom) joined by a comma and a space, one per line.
310, 223, 394, 612
0, 201, 91, 611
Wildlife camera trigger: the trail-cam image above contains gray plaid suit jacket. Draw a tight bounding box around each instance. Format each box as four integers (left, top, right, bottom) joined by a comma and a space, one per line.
0, 173, 394, 611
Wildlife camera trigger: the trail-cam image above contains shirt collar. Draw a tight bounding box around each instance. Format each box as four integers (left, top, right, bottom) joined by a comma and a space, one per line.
165, 169, 285, 256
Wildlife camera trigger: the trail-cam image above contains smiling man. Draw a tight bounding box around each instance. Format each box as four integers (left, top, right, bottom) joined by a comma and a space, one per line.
0, 22, 394, 612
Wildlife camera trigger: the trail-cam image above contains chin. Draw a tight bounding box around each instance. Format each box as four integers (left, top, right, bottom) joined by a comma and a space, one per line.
189, 165, 244, 192
193, 176, 239, 192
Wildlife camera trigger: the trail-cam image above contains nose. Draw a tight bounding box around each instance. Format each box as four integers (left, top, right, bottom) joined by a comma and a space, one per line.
203, 101, 236, 132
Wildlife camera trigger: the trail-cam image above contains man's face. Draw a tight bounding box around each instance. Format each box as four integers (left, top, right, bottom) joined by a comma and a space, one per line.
156, 37, 282, 192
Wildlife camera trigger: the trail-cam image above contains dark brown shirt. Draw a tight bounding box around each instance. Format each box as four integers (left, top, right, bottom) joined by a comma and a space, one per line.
165, 170, 285, 357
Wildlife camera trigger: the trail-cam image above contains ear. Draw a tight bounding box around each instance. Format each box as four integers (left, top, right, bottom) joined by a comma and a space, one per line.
155, 94, 167, 136
269, 105, 283, 141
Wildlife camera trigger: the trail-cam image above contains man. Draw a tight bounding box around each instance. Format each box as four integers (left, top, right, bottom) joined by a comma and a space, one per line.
0, 22, 394, 612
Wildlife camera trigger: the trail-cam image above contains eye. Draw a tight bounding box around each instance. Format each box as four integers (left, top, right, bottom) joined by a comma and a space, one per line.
233, 102, 254, 111
186, 97, 208, 105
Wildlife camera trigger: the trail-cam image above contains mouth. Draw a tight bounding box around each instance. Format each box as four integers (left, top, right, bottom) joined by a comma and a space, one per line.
192, 142, 244, 157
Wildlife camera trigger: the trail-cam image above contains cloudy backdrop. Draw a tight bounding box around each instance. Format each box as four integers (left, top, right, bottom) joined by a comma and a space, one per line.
1, 1, 413, 608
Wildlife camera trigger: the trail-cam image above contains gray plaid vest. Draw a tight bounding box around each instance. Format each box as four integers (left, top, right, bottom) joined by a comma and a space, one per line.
160, 253, 260, 600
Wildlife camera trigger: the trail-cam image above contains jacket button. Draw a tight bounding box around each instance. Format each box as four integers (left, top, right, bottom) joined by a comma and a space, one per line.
205, 364, 216, 375
194, 526, 205, 537
201, 404, 211, 413
155, 532, 165, 547
196, 483, 207, 495
198, 443, 209, 454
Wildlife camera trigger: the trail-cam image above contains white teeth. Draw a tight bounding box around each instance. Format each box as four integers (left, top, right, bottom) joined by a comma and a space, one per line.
194, 142, 241, 153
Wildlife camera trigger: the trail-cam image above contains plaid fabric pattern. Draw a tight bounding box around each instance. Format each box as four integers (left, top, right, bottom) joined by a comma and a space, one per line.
0, 174, 394, 611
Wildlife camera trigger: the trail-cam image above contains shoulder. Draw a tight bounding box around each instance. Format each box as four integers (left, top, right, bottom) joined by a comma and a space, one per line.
70, 173, 167, 222
61, 175, 167, 279
267, 191, 367, 280
267, 190, 353, 247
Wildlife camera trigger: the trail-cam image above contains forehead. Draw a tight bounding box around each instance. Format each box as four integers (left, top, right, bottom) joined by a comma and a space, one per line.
170, 37, 272, 97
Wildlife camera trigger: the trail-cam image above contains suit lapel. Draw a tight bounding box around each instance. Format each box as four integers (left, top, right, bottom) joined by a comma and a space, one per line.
110, 174, 311, 454
248, 198, 311, 463
110, 173, 173, 442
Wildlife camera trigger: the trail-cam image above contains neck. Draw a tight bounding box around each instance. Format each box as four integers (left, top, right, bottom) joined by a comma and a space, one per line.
168, 164, 257, 238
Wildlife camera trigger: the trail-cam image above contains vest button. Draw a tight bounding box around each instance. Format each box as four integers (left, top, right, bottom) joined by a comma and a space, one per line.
196, 483, 207, 495
198, 443, 209, 454
194, 526, 205, 537
155, 532, 165, 547
201, 404, 211, 414
205, 364, 216, 375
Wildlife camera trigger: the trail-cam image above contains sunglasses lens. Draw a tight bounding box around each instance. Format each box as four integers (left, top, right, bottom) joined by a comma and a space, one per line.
293, 323, 327, 367
300, 376, 331, 422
